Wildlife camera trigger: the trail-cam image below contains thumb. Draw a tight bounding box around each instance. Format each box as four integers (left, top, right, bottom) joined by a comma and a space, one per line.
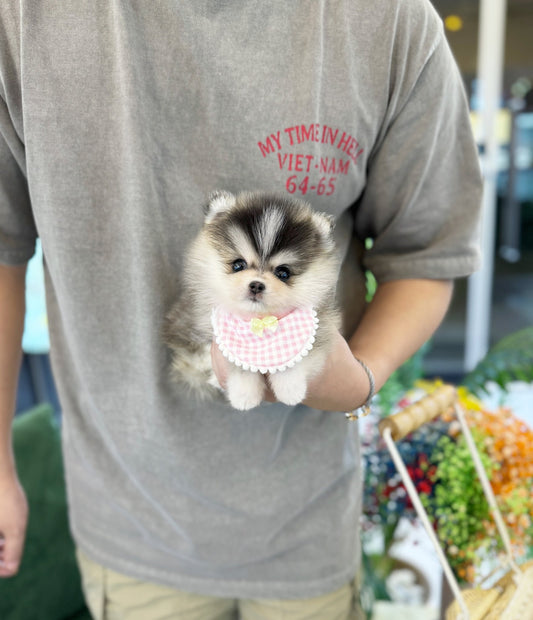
211, 340, 229, 389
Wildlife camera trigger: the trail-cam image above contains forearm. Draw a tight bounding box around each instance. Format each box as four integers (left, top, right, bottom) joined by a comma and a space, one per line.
304, 278, 453, 411
348, 278, 454, 391
0, 264, 26, 478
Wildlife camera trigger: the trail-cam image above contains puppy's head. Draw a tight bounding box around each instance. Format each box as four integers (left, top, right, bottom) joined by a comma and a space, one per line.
189, 191, 338, 317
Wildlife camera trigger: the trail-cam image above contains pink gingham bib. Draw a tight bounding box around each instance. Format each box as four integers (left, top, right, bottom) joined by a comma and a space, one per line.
212, 306, 319, 374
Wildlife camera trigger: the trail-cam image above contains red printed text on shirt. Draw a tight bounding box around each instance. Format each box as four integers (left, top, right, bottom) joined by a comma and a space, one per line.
257, 123, 364, 198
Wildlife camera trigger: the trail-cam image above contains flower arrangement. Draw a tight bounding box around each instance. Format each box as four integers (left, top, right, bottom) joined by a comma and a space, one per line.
361, 380, 533, 584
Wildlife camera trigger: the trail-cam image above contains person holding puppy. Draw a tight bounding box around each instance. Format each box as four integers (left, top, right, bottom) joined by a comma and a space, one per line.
0, 2, 481, 618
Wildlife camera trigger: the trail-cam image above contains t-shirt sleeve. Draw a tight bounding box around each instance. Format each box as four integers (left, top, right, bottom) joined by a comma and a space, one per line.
354, 30, 482, 283
0, 95, 37, 265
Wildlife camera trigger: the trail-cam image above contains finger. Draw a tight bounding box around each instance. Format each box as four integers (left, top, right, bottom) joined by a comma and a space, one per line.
0, 529, 25, 577
263, 377, 277, 402
211, 340, 229, 389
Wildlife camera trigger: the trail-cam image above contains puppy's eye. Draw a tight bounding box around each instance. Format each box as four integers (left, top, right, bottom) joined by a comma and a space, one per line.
231, 259, 247, 272
274, 265, 291, 282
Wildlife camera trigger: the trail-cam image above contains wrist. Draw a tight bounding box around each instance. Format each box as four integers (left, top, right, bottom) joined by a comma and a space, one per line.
303, 334, 375, 412
344, 356, 375, 420
353, 357, 375, 404
0, 443, 17, 480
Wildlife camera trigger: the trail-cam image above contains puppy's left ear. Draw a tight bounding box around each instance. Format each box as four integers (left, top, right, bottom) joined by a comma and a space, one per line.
312, 211, 335, 238
204, 190, 236, 223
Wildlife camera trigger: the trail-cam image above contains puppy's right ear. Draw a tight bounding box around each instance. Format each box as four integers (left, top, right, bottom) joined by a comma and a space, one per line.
204, 191, 236, 223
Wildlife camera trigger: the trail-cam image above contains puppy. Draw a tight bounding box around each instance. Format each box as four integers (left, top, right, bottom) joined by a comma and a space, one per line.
164, 190, 340, 410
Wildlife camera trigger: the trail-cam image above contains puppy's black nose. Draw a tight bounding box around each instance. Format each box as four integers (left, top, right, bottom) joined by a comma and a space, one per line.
249, 281, 265, 295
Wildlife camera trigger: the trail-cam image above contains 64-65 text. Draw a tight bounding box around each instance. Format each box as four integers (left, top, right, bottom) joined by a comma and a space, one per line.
286, 175, 337, 197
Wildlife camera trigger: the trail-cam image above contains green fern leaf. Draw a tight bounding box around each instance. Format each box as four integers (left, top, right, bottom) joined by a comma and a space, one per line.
462, 327, 533, 396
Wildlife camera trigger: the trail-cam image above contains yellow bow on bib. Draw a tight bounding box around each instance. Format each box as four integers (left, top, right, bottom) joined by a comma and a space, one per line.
250, 315, 279, 337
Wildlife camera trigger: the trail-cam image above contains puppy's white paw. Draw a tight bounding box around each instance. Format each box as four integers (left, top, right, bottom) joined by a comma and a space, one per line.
227, 371, 265, 411
269, 370, 307, 406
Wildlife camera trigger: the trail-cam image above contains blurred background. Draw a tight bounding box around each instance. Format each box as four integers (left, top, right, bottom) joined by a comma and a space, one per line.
425, 0, 533, 380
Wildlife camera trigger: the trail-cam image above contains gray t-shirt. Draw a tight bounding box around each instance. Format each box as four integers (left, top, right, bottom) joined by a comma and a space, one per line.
0, 0, 481, 599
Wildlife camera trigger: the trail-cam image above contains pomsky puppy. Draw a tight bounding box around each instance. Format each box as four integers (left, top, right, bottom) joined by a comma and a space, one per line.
164, 190, 340, 410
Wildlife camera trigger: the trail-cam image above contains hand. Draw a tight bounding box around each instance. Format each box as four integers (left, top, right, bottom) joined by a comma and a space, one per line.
302, 331, 370, 412
211, 332, 370, 412
0, 473, 28, 577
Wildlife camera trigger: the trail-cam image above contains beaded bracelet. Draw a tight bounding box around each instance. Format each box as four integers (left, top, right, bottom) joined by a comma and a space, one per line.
345, 357, 375, 421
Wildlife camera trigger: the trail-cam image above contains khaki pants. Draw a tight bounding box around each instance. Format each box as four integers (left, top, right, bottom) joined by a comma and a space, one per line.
77, 550, 364, 620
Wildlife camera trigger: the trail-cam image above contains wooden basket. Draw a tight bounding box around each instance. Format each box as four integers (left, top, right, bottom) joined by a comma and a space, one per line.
379, 385, 533, 620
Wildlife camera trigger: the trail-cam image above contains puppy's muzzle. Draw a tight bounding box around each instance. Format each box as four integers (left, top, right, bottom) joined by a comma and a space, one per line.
248, 281, 265, 299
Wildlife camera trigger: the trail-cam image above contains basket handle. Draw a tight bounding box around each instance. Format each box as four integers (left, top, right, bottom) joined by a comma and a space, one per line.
378, 384, 457, 441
